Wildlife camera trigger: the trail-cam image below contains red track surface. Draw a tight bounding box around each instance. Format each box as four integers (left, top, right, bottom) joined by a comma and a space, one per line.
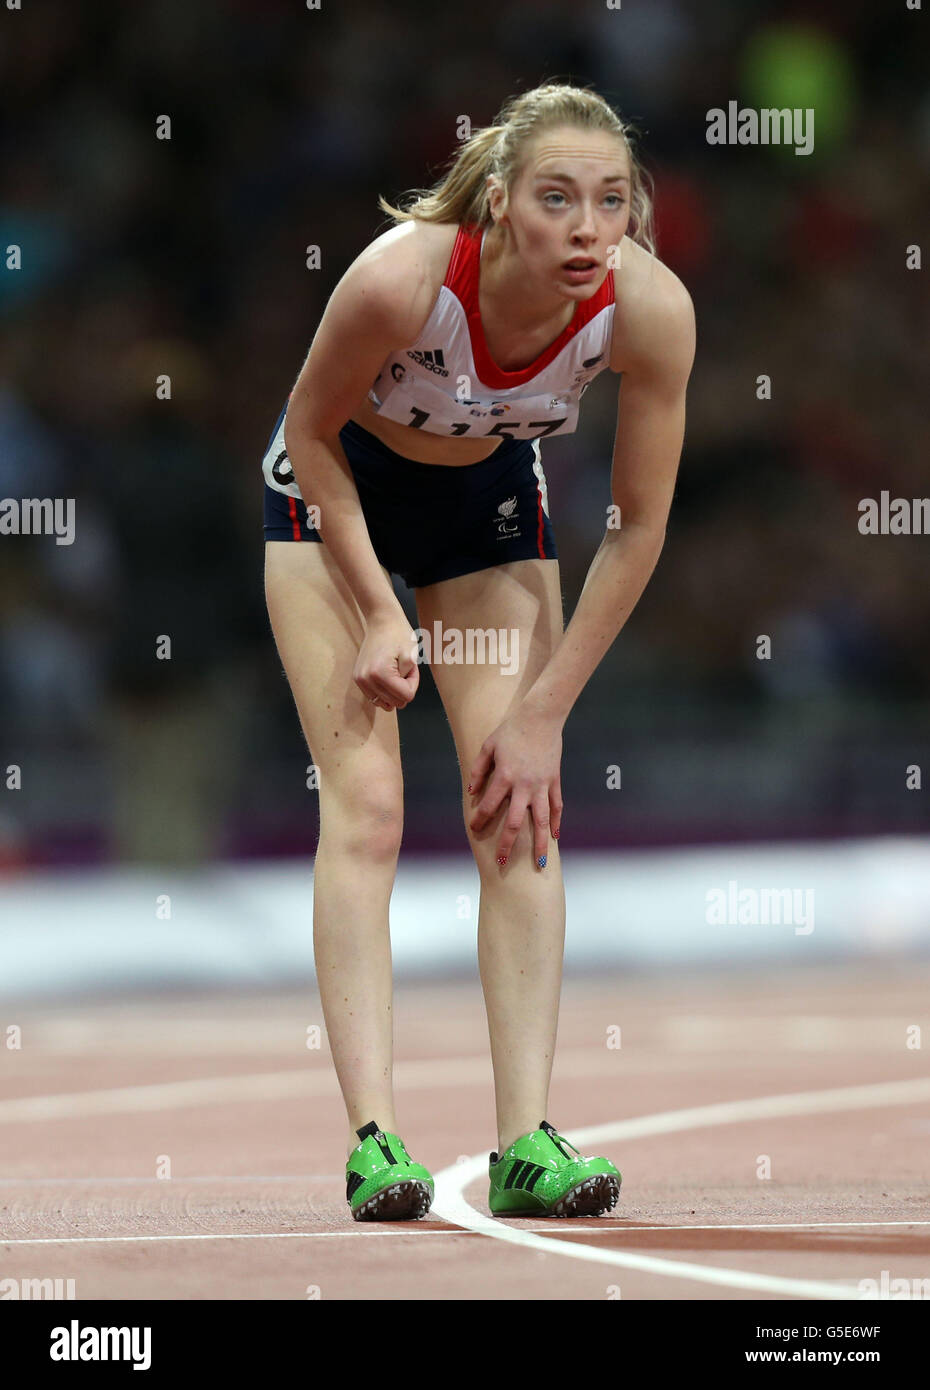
1, 962, 928, 1300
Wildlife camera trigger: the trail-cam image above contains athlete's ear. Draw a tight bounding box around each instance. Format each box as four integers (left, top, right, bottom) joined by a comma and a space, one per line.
486, 174, 507, 224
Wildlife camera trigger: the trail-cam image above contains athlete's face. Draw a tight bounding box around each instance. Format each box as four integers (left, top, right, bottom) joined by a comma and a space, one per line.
497, 126, 632, 299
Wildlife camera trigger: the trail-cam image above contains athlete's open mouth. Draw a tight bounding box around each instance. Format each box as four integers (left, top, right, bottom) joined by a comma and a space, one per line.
562, 258, 598, 270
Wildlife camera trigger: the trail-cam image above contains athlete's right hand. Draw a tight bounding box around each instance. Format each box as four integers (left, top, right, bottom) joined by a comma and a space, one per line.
354, 612, 421, 711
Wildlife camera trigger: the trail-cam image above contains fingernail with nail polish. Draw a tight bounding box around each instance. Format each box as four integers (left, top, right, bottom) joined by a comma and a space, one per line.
497, 855, 507, 867
467, 784, 473, 794
537, 855, 547, 869
553, 829, 559, 840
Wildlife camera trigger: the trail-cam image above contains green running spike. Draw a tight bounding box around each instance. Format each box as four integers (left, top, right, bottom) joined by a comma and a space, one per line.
345, 1121, 434, 1222
488, 1120, 621, 1217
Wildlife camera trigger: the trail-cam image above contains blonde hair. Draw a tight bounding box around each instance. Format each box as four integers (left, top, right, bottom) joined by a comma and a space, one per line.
378, 82, 656, 256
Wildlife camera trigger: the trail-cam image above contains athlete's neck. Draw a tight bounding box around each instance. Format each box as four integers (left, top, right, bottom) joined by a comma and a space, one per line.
478, 220, 576, 339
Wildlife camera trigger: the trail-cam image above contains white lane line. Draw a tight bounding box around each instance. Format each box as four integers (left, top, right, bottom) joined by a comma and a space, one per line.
0, 1176, 343, 1186
532, 1221, 930, 1232
0, 1230, 475, 1246
0, 1070, 329, 1124
431, 1076, 930, 1301
25, 1014, 912, 1054
661, 1016, 916, 1052
3, 1220, 930, 1248
0, 1048, 632, 1125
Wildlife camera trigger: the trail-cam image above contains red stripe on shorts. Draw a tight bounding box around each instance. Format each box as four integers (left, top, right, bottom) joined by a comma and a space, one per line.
287, 495, 302, 541
535, 484, 545, 558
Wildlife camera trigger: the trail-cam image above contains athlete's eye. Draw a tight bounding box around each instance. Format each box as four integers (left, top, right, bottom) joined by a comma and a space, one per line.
542, 191, 567, 207
604, 194, 627, 208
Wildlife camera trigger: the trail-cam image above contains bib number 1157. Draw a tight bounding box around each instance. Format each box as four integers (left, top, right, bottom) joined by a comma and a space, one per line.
406, 407, 566, 438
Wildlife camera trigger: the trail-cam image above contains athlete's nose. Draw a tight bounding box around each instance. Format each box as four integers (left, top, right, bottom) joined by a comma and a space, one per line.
569, 204, 598, 246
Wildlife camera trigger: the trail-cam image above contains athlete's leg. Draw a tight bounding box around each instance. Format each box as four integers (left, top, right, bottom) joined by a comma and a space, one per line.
265, 540, 404, 1158
413, 558, 566, 1156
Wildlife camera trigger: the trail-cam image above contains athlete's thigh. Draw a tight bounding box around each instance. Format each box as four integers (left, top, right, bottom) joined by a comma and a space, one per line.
413, 557, 564, 784
264, 540, 403, 813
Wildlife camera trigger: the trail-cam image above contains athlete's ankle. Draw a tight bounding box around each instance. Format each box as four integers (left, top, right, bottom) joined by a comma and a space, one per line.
346, 1119, 398, 1158
497, 1128, 531, 1155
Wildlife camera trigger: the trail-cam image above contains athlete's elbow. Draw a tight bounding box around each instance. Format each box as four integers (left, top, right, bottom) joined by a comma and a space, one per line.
606, 513, 666, 554
284, 406, 334, 456
637, 523, 667, 566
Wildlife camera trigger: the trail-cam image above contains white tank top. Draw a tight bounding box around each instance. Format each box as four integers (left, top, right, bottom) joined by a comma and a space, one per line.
367, 222, 615, 440
263, 221, 615, 497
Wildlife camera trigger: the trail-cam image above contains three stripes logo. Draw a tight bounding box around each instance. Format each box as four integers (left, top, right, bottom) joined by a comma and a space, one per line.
406, 347, 449, 377
504, 1160, 547, 1193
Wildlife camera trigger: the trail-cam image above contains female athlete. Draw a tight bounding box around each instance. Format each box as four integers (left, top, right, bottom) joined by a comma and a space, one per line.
262, 82, 695, 1221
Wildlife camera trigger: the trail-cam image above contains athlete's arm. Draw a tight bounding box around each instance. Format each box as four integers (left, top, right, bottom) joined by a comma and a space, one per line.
469, 260, 695, 865
284, 235, 426, 624
283, 232, 432, 707
517, 261, 696, 726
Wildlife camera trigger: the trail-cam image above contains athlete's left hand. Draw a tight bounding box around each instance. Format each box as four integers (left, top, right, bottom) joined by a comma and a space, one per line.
467, 706, 563, 868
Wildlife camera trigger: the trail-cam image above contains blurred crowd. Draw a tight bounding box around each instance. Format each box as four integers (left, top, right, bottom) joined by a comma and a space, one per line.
0, 0, 927, 865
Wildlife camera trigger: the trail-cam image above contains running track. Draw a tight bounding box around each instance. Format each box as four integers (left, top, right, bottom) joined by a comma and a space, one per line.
1, 962, 928, 1300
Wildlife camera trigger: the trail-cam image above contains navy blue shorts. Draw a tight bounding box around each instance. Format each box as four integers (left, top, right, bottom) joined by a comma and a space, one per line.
261, 409, 557, 590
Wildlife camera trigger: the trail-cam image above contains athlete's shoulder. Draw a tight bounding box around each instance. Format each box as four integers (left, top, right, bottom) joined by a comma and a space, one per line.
609, 236, 695, 377
341, 219, 461, 349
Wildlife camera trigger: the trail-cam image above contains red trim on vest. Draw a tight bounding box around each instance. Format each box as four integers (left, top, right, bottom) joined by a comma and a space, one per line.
443, 222, 615, 391
287, 494, 302, 541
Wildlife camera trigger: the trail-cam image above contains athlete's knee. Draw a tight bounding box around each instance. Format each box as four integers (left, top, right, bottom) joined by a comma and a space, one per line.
321, 791, 404, 862
463, 801, 535, 870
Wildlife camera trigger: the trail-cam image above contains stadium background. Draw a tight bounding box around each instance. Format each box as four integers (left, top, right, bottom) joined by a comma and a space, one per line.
1, 0, 928, 992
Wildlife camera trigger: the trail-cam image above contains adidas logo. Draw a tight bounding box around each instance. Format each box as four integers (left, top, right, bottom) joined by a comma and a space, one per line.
406, 347, 449, 377
504, 1160, 547, 1193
